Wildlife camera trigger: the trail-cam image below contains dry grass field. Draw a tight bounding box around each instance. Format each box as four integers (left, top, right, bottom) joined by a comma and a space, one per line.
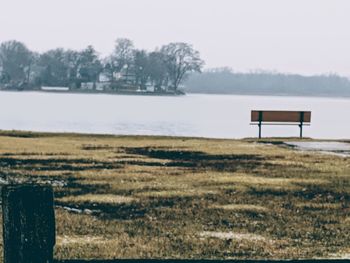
0, 131, 349, 260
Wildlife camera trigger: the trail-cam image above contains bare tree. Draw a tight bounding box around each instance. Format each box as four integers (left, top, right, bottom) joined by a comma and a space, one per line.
37, 49, 71, 86
161, 42, 204, 91
133, 50, 149, 89
111, 38, 134, 74
77, 45, 103, 83
0, 40, 34, 88
147, 51, 167, 91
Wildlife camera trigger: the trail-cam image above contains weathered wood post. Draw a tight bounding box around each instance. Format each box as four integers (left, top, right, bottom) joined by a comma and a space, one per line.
2, 184, 55, 263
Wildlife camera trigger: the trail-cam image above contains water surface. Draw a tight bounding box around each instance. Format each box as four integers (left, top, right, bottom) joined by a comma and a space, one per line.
1, 91, 349, 139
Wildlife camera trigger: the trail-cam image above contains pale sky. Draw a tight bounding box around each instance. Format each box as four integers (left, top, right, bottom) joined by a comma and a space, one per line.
1, 0, 350, 76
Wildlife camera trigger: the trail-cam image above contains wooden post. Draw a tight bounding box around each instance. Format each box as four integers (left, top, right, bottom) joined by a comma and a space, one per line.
2, 184, 55, 263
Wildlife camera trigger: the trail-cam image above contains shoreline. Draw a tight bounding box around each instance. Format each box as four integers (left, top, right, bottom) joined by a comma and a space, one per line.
187, 91, 350, 99
1, 88, 350, 99
1, 129, 349, 142
0, 89, 185, 97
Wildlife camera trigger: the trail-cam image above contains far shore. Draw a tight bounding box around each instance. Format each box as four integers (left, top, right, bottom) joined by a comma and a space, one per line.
2, 88, 350, 99
0, 88, 185, 97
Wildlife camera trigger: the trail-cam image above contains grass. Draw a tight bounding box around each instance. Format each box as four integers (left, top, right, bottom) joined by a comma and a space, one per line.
0, 130, 349, 260
58, 194, 136, 205
210, 204, 269, 213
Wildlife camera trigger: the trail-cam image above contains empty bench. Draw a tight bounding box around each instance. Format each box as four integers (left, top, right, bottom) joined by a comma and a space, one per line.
251, 110, 311, 139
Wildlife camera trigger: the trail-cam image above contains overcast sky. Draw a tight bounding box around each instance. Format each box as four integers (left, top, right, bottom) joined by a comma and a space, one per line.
1, 0, 350, 76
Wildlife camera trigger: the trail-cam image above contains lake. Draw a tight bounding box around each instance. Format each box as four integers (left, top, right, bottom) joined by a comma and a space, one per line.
1, 91, 349, 139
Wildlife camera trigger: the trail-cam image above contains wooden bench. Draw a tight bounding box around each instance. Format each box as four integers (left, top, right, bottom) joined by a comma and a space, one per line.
251, 110, 311, 139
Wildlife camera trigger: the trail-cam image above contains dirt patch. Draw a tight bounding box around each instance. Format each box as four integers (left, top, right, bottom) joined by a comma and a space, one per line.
0, 156, 123, 171
81, 144, 114, 151
121, 147, 270, 172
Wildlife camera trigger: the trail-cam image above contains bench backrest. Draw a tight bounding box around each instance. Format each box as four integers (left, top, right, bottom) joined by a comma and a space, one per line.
251, 110, 311, 123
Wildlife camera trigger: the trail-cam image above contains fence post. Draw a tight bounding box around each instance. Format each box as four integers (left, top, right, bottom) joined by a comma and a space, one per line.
2, 184, 55, 263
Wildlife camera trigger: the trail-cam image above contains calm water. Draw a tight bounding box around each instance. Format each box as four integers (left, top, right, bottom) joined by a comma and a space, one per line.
1, 91, 349, 139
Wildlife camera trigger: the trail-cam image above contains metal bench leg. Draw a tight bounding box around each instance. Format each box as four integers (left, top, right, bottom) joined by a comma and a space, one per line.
299, 112, 305, 139
258, 122, 262, 139
258, 111, 262, 139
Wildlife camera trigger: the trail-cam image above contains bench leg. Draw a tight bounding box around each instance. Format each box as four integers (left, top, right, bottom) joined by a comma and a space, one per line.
258, 122, 262, 139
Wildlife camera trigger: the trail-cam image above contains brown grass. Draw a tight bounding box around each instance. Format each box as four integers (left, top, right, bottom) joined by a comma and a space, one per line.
211, 204, 269, 213
0, 131, 349, 260
58, 194, 136, 205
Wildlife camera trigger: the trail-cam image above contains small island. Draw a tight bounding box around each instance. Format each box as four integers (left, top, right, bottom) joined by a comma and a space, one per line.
0, 39, 204, 96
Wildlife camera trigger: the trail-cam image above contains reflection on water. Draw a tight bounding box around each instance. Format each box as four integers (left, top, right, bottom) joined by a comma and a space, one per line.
0, 91, 349, 139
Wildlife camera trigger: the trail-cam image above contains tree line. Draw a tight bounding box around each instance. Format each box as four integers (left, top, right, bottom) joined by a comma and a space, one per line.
185, 68, 350, 97
0, 39, 204, 92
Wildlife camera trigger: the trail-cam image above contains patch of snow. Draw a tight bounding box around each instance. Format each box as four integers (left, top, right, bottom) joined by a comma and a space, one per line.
285, 141, 350, 157
57, 205, 101, 215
